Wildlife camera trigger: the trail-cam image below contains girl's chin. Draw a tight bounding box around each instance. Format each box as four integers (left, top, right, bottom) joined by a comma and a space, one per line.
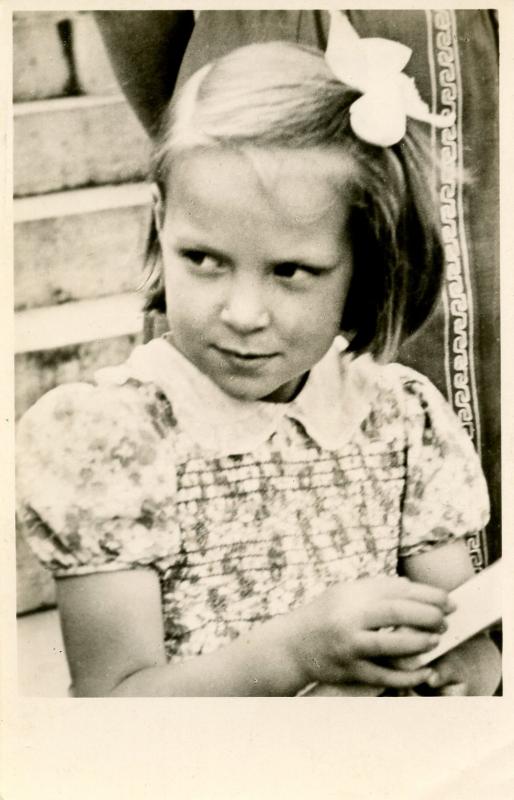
213, 374, 304, 404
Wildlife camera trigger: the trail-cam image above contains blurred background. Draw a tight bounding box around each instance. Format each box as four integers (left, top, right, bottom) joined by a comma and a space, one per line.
14, 10, 150, 694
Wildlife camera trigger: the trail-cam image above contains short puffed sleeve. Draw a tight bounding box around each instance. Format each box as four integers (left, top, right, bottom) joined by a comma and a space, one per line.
16, 381, 181, 577
395, 367, 490, 558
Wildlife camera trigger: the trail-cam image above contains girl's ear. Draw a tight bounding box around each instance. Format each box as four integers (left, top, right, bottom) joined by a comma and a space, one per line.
151, 183, 165, 233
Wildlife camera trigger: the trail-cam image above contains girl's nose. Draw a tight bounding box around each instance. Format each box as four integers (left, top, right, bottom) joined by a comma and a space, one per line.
220, 278, 271, 333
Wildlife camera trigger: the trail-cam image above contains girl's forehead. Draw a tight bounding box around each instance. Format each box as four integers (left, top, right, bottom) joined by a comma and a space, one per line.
167, 147, 356, 224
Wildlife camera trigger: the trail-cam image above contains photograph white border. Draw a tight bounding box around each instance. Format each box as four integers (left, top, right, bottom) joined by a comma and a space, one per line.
2, 2, 513, 798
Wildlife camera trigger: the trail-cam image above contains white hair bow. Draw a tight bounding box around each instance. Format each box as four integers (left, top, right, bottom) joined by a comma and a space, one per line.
325, 11, 455, 147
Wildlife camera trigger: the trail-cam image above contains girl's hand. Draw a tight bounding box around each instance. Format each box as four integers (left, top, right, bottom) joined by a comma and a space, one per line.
288, 576, 452, 691
413, 633, 501, 696
401, 542, 502, 697
416, 649, 469, 695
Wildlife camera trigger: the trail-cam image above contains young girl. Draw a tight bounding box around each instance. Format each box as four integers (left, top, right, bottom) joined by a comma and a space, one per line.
17, 31, 500, 696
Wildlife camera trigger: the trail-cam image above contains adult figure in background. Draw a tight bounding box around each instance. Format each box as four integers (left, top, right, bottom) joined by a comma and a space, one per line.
95, 10, 500, 571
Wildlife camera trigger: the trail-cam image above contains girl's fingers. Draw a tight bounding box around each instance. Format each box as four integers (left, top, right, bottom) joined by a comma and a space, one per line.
351, 659, 435, 690
439, 682, 468, 696
366, 599, 446, 631
423, 658, 468, 694
358, 627, 440, 659
399, 579, 453, 609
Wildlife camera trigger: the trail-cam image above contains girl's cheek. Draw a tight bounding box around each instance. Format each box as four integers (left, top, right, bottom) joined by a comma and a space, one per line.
164, 260, 194, 303
166, 274, 220, 323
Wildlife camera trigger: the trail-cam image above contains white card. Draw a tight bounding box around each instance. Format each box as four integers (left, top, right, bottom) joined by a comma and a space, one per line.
395, 558, 502, 669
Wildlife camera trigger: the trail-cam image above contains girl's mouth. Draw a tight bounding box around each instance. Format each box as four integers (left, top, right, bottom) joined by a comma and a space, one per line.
213, 345, 278, 365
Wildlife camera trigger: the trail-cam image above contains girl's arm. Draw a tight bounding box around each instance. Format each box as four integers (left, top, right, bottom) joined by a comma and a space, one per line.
94, 11, 195, 137
401, 539, 501, 695
56, 570, 452, 697
56, 570, 303, 697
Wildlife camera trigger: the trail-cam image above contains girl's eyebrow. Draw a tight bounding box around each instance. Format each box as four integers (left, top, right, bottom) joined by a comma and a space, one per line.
173, 235, 232, 263
268, 254, 343, 271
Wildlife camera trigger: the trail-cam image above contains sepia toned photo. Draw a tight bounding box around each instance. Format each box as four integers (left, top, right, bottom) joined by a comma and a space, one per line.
14, 8, 501, 701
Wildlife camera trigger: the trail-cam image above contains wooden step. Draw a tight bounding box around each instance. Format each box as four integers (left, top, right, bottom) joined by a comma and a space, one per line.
15, 292, 143, 354
14, 94, 150, 196
13, 12, 73, 101
14, 183, 152, 311
13, 11, 120, 102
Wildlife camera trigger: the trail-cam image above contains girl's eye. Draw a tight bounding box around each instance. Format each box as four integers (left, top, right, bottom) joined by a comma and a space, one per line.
180, 249, 222, 272
274, 262, 322, 280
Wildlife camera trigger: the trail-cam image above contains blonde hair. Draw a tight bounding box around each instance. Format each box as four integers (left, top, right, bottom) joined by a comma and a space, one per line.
143, 41, 443, 362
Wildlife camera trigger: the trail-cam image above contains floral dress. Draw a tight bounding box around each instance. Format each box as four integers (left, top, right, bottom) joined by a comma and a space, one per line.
16, 336, 489, 662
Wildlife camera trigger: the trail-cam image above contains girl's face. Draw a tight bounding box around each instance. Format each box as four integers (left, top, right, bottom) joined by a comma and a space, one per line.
158, 148, 354, 403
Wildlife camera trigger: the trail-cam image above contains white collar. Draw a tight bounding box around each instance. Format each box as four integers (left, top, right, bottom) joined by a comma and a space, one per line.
96, 336, 380, 455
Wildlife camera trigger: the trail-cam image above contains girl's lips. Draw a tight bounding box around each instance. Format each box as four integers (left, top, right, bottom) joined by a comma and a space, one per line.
214, 345, 277, 360
212, 346, 279, 372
